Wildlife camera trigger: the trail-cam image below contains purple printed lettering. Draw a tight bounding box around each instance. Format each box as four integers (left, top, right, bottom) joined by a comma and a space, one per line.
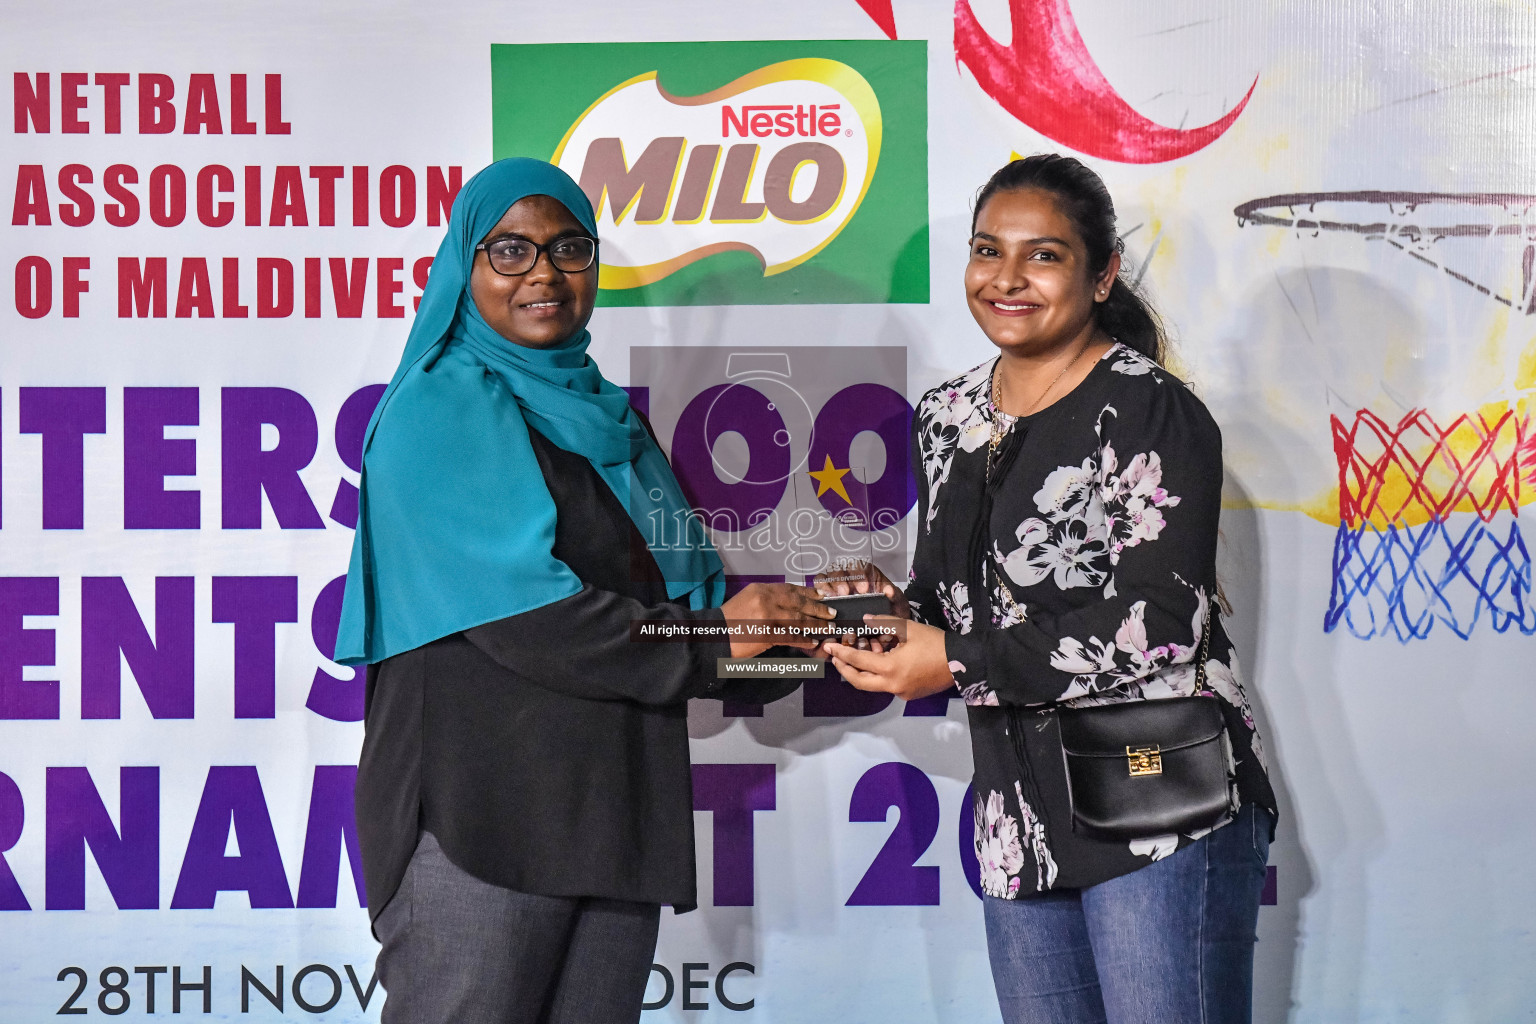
0, 577, 60, 720
81, 577, 195, 719
220, 387, 324, 529
123, 387, 200, 529
211, 577, 299, 719
44, 766, 159, 909
295, 766, 365, 908
170, 766, 292, 909
19, 387, 106, 529
691, 763, 775, 906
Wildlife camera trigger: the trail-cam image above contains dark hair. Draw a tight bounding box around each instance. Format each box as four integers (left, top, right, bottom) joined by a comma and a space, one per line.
971, 154, 1165, 364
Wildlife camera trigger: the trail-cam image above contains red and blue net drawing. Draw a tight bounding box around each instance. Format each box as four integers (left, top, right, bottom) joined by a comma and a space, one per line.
1327, 407, 1536, 640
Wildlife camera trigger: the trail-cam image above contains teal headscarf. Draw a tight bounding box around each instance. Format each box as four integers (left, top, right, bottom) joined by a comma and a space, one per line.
334, 158, 725, 665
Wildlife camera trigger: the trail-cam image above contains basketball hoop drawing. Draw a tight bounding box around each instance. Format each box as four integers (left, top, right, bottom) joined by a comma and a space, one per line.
1238, 190, 1536, 640
1235, 191, 1536, 313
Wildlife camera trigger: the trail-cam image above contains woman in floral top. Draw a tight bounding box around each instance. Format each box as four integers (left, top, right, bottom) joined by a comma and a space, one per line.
821, 155, 1278, 1023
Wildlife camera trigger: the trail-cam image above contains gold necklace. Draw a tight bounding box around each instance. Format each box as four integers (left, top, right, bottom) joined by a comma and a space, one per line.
984, 343, 1089, 615
988, 344, 1087, 464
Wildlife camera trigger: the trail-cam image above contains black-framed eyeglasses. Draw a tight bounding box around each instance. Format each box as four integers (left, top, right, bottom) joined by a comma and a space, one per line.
475, 235, 597, 276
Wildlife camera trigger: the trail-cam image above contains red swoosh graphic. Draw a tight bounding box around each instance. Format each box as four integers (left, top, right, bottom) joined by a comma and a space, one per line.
954, 0, 1257, 164
856, 0, 897, 40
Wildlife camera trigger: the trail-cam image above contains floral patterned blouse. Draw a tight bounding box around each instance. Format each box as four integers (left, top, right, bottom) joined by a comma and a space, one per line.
908, 343, 1277, 898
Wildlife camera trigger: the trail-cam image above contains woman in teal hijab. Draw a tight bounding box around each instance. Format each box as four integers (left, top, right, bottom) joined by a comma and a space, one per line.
341, 158, 831, 1024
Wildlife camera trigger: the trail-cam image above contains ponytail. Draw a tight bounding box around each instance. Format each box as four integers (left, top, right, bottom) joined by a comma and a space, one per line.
1096, 278, 1164, 363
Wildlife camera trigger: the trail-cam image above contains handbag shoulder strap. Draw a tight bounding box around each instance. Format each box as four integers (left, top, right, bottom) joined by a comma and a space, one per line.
1195, 601, 1211, 692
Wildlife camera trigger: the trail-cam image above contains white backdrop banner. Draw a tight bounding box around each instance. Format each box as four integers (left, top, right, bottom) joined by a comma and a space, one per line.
3, 1, 1535, 1021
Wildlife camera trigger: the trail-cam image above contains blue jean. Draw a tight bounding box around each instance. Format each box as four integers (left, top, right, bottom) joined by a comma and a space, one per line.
983, 802, 1272, 1024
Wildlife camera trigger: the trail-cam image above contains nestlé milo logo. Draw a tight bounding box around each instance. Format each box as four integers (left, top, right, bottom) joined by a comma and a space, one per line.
491, 41, 927, 306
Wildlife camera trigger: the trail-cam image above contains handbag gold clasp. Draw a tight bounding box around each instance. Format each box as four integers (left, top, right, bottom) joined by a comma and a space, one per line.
1126, 745, 1163, 777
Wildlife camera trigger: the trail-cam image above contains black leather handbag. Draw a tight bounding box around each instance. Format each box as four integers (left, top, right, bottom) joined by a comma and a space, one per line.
1056, 681, 1231, 841
987, 536, 1232, 841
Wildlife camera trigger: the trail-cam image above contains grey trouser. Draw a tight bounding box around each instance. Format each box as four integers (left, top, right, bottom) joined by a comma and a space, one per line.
373, 831, 662, 1024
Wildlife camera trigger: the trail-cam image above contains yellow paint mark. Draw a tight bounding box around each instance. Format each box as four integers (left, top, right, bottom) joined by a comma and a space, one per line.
1254, 134, 1291, 173
1150, 222, 1176, 273
1515, 335, 1536, 391
1222, 487, 1341, 526
1223, 488, 1336, 520
1170, 166, 1189, 199
1465, 311, 1508, 396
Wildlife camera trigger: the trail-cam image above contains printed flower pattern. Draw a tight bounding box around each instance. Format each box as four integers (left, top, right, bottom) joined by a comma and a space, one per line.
1129, 834, 1179, 861
1097, 438, 1180, 564
988, 576, 1027, 629
969, 785, 1059, 899
950, 659, 998, 706
960, 681, 1000, 707
936, 581, 974, 634
1051, 586, 1210, 703
995, 518, 1109, 592
1204, 656, 1269, 772
1016, 782, 1058, 891
989, 411, 1181, 607
975, 790, 1025, 898
916, 371, 993, 532
1108, 345, 1162, 378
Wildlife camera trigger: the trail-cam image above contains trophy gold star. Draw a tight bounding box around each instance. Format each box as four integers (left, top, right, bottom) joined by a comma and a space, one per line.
807, 454, 853, 504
